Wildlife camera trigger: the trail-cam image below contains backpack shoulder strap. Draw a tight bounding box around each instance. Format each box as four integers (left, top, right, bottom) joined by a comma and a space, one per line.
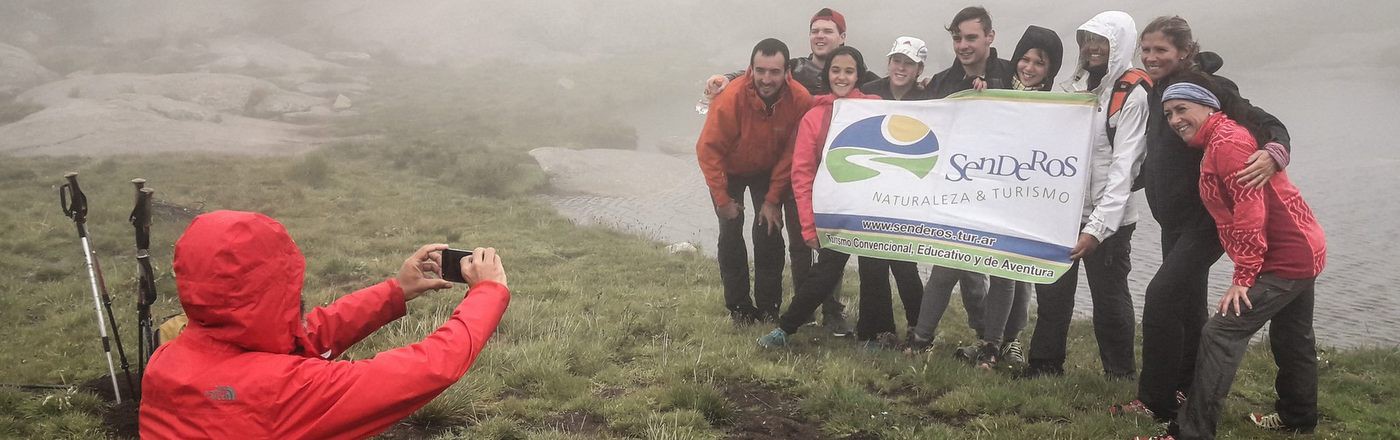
1107, 68, 1153, 120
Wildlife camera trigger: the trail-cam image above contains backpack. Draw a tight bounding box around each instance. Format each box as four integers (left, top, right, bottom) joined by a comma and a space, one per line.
1105, 68, 1152, 190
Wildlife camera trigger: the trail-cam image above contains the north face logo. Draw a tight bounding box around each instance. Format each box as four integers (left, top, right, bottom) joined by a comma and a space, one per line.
205, 385, 236, 402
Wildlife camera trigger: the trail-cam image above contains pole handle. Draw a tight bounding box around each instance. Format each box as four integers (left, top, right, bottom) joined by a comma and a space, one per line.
131, 187, 154, 250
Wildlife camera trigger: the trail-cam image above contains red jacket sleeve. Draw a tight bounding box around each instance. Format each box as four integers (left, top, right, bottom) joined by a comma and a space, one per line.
766, 92, 814, 205
697, 90, 740, 208
791, 108, 826, 243
269, 281, 510, 439
1213, 137, 1269, 287
297, 279, 407, 360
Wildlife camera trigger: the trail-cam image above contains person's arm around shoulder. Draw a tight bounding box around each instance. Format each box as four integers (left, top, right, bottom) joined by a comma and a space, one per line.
1214, 78, 1293, 188
299, 244, 456, 359
269, 247, 510, 439
1075, 87, 1149, 258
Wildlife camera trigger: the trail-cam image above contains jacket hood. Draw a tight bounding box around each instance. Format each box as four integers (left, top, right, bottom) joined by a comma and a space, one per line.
173, 210, 305, 354
1011, 25, 1064, 90
1065, 11, 1139, 94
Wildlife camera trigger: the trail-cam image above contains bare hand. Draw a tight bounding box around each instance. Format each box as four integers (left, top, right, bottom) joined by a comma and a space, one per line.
805, 238, 820, 249
1069, 233, 1100, 260
1235, 150, 1279, 188
971, 77, 988, 91
918, 77, 932, 89
705, 74, 730, 99
462, 247, 508, 288
397, 244, 454, 301
758, 202, 783, 235
715, 201, 742, 220
1217, 284, 1253, 316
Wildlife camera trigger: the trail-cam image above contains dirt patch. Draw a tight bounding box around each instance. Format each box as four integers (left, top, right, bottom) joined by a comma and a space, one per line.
721, 383, 828, 440
546, 410, 608, 435
79, 374, 140, 439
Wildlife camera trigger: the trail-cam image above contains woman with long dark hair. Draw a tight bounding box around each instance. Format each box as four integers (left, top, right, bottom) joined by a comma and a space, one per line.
1112, 15, 1293, 422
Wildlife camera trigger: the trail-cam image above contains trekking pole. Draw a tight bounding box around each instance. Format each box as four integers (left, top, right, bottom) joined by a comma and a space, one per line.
129, 179, 158, 382
59, 172, 136, 404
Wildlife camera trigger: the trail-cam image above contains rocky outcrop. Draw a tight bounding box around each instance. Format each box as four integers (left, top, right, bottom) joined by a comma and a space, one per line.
0, 43, 56, 99
17, 73, 326, 116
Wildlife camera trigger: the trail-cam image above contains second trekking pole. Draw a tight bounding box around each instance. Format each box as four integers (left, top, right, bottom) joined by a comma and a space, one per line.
60, 172, 136, 404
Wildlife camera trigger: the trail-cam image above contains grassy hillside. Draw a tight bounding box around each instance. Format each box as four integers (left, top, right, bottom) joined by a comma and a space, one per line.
2, 65, 1396, 439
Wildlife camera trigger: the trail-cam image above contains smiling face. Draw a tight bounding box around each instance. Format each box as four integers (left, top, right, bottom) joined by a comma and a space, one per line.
750, 52, 787, 99
950, 19, 993, 68
886, 54, 922, 88
1079, 31, 1110, 69
1016, 48, 1049, 87
1163, 99, 1214, 142
810, 19, 845, 58
828, 54, 859, 97
1140, 31, 1184, 81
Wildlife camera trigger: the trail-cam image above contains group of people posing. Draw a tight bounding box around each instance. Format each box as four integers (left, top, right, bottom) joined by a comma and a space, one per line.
694, 7, 1326, 440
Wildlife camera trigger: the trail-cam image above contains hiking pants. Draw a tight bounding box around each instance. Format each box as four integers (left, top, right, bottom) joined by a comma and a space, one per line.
1000, 281, 1034, 342
978, 277, 1022, 346
783, 196, 845, 322
1028, 223, 1137, 377
717, 174, 785, 316
1139, 228, 1223, 419
779, 249, 853, 334
853, 258, 923, 340
1171, 274, 1318, 440
911, 266, 989, 341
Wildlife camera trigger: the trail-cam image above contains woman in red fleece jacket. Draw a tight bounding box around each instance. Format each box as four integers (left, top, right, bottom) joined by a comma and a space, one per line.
1137, 82, 1325, 440
757, 46, 898, 348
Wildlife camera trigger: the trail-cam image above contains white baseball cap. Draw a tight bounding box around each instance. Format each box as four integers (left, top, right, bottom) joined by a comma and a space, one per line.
888, 36, 928, 64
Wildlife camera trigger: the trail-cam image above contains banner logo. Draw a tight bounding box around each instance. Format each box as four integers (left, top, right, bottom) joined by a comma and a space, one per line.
826, 115, 939, 182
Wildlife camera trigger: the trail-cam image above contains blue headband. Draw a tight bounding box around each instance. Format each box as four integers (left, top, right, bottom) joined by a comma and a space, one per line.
1162, 82, 1221, 110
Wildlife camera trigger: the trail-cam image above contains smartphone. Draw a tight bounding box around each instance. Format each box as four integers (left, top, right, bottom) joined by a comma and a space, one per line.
440, 248, 474, 283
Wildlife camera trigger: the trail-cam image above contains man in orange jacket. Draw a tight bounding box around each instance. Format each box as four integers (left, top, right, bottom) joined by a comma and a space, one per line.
139, 211, 509, 439
697, 38, 814, 324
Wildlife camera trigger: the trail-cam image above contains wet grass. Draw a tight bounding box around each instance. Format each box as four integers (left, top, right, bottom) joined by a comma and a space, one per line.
1, 63, 1396, 439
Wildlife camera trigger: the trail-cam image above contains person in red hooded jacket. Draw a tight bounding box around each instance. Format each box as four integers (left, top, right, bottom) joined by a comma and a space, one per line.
139, 211, 510, 439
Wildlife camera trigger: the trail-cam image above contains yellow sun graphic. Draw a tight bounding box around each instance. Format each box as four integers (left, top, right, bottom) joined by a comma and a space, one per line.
884, 115, 929, 145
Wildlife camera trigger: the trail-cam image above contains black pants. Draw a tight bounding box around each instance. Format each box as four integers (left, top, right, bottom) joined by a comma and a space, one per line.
1138, 228, 1223, 418
853, 258, 923, 340
716, 174, 786, 316
1170, 274, 1318, 440
779, 249, 853, 334
1029, 223, 1137, 376
783, 196, 845, 321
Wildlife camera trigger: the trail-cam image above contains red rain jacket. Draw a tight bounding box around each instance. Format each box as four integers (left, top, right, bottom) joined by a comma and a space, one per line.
791, 91, 877, 242
140, 211, 509, 439
696, 72, 814, 208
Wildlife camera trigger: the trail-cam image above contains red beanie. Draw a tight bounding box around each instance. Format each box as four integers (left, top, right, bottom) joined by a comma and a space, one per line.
811, 8, 846, 34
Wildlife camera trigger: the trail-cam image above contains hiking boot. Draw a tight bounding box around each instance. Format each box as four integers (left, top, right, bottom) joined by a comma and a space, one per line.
1129, 435, 1175, 440
904, 333, 934, 354
754, 309, 780, 325
974, 342, 1000, 371
756, 328, 789, 348
1176, 390, 1187, 406
1018, 361, 1064, 379
859, 332, 900, 352
730, 309, 757, 326
1109, 399, 1155, 418
952, 343, 980, 362
1000, 339, 1025, 365
823, 313, 853, 337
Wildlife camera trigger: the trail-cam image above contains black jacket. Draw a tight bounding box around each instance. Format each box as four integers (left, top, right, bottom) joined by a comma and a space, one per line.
859, 76, 935, 101
1143, 52, 1292, 232
926, 47, 1016, 98
726, 54, 880, 96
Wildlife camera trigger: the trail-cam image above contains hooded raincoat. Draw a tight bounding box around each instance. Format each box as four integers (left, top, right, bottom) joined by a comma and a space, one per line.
140, 211, 510, 439
1059, 11, 1149, 243
1009, 25, 1063, 91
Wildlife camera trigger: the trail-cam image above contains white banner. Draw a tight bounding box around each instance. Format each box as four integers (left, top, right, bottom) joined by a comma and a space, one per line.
813, 90, 1096, 283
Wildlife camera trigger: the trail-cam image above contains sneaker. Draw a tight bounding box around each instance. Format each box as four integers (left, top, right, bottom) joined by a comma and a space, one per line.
1175, 390, 1187, 406
1000, 339, 1025, 365
823, 313, 853, 337
952, 343, 980, 362
1109, 399, 1155, 418
1018, 361, 1064, 379
1129, 435, 1175, 440
1248, 412, 1283, 430
756, 328, 788, 348
974, 342, 1000, 371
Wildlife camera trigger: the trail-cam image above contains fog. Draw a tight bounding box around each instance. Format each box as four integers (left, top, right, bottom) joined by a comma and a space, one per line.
2, 0, 1396, 345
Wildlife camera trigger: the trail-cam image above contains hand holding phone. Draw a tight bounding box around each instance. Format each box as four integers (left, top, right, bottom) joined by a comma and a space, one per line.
443, 247, 507, 288
440, 248, 474, 283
